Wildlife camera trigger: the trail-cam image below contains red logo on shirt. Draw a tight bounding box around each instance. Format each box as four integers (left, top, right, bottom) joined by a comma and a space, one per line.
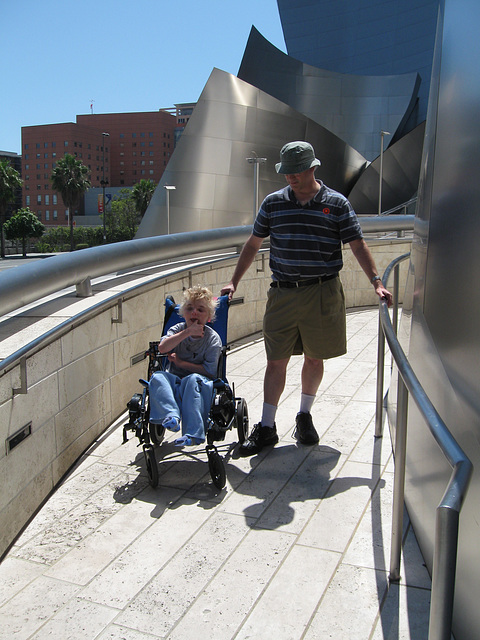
323, 208, 330, 214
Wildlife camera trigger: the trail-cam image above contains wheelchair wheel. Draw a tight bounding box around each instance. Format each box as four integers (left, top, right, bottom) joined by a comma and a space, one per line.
236, 398, 249, 443
208, 450, 226, 490
149, 423, 165, 445
144, 445, 159, 488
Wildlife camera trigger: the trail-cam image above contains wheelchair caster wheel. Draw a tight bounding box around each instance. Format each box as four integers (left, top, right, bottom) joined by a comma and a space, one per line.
144, 445, 158, 488
208, 449, 226, 490
149, 423, 165, 445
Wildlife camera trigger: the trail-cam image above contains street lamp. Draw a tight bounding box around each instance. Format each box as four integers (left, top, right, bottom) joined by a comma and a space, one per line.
101, 132, 109, 242
246, 152, 267, 223
378, 130, 391, 215
164, 185, 176, 235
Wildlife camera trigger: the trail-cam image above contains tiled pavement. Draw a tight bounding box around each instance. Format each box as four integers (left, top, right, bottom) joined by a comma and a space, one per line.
0, 307, 432, 639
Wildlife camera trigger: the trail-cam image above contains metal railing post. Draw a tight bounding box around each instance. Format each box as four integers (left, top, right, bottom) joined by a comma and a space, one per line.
393, 261, 400, 335
389, 375, 408, 581
375, 310, 386, 437
378, 252, 473, 640
428, 506, 459, 640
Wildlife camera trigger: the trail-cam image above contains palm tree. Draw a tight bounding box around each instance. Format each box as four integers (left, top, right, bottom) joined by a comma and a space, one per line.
131, 179, 157, 218
0, 159, 23, 258
51, 154, 91, 251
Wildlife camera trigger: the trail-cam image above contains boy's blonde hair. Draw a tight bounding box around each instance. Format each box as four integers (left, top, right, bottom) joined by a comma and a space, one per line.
179, 285, 218, 322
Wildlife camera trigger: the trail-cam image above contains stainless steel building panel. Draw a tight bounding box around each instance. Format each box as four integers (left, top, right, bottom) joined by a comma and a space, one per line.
138, 67, 367, 239
212, 173, 265, 217
391, 0, 480, 636
244, 108, 306, 148
171, 136, 233, 176
238, 27, 420, 161
278, 0, 438, 122
186, 100, 248, 144
348, 121, 425, 212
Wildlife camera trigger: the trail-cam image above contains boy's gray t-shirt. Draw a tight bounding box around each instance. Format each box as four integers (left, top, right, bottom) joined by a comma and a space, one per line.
160, 323, 222, 379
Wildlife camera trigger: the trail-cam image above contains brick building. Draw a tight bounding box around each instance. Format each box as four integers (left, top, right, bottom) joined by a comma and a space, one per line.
21, 110, 176, 225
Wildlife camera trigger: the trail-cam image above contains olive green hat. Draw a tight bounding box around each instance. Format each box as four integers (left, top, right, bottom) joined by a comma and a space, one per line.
275, 141, 321, 174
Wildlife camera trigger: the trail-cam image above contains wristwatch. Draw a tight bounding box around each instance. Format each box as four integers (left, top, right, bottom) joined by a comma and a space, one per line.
371, 275, 381, 283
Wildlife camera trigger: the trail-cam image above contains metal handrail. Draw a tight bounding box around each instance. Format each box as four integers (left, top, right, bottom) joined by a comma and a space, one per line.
0, 252, 236, 382
0, 215, 414, 319
0, 226, 252, 318
375, 254, 473, 640
381, 196, 417, 216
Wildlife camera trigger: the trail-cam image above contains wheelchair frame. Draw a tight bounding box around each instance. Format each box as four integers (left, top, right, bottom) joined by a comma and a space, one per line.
122, 296, 249, 490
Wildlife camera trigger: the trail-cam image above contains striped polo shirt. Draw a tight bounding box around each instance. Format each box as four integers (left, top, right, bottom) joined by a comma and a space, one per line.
253, 181, 363, 282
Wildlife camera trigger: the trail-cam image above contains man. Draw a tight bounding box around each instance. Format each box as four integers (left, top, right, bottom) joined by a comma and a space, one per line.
221, 141, 392, 456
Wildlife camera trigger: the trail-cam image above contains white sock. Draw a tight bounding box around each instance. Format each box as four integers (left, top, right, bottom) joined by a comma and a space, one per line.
299, 393, 315, 415
261, 402, 277, 428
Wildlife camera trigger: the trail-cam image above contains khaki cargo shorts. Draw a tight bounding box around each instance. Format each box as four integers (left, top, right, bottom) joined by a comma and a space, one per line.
263, 277, 346, 361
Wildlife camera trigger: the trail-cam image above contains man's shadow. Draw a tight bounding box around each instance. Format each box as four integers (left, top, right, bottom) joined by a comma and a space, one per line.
226, 443, 385, 528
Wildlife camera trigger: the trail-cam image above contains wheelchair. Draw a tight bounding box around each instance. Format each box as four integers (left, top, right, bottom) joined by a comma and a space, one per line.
123, 294, 249, 490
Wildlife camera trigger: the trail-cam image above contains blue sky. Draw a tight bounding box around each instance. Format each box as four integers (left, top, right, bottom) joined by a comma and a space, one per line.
1, 0, 285, 155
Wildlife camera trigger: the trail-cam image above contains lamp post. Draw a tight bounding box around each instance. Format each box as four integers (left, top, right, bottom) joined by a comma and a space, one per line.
164, 185, 176, 234
378, 130, 391, 215
101, 132, 109, 242
246, 153, 267, 223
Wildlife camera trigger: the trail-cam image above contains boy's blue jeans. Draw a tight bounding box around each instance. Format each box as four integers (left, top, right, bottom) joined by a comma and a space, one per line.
148, 371, 214, 443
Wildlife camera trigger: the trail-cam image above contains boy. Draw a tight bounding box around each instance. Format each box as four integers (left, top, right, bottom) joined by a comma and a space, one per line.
149, 285, 222, 446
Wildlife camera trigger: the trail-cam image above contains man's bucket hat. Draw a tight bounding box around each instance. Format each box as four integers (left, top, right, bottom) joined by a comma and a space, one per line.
275, 141, 321, 174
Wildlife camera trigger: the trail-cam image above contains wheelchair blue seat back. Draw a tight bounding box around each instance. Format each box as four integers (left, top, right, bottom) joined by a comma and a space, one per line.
162, 294, 230, 380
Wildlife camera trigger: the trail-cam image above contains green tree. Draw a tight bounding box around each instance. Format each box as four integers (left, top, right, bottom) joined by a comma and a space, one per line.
108, 188, 139, 240
131, 179, 157, 218
4, 208, 45, 257
0, 159, 23, 258
51, 153, 91, 251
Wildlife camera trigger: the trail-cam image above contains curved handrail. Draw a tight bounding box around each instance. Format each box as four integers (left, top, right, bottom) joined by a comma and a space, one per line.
0, 252, 235, 381
377, 254, 472, 640
0, 226, 252, 318
0, 216, 414, 319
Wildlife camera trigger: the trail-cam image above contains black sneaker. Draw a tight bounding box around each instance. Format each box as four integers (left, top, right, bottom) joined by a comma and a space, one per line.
239, 422, 278, 456
294, 412, 319, 445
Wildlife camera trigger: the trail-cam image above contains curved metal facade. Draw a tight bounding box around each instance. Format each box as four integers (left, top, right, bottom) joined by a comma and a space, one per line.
277, 0, 439, 125
348, 121, 426, 213
391, 0, 480, 637
137, 69, 366, 237
139, 1, 428, 236
238, 27, 420, 162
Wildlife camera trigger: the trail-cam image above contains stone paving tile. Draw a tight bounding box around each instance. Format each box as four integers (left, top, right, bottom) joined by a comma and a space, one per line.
304, 564, 389, 640
0, 308, 433, 640
0, 576, 82, 640
28, 598, 119, 640
370, 583, 431, 640
235, 545, 341, 640
79, 496, 214, 610
298, 460, 385, 553
166, 527, 296, 640
255, 446, 347, 533
114, 511, 251, 637
0, 556, 46, 608
98, 625, 161, 640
